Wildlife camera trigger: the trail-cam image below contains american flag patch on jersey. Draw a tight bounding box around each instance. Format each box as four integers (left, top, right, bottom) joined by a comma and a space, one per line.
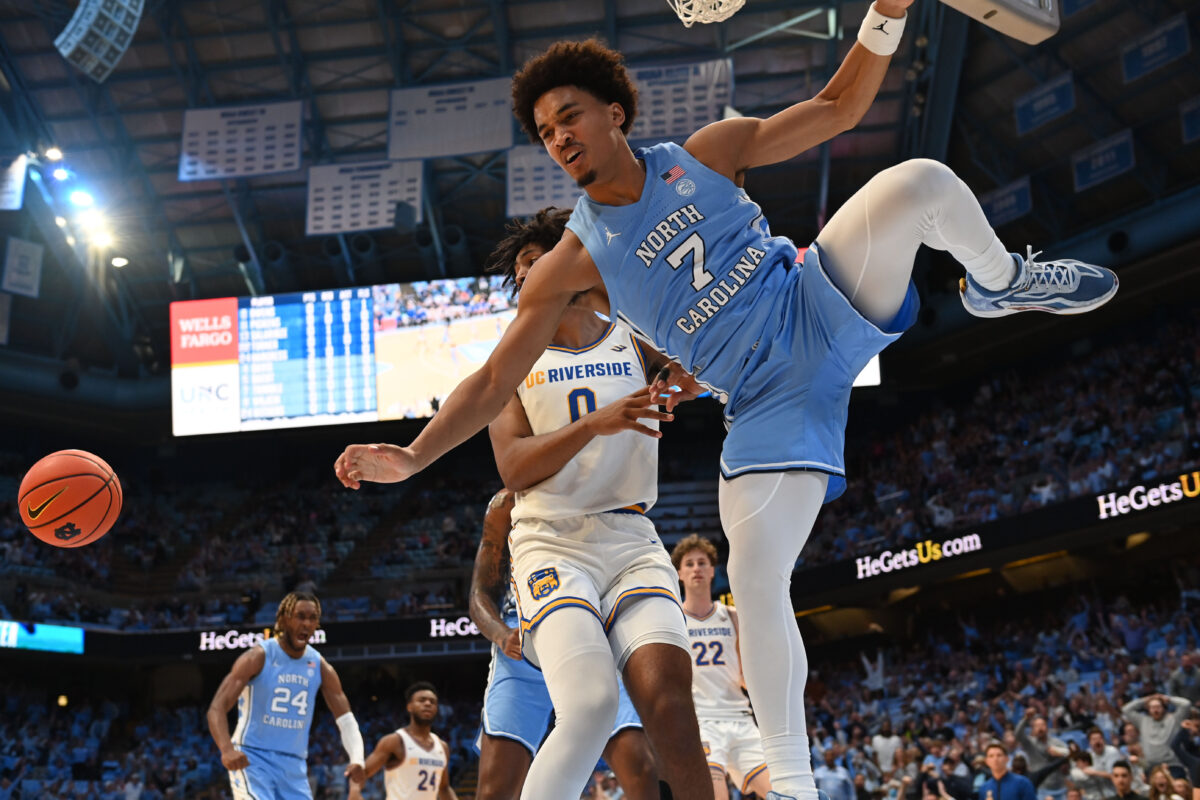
661, 165, 686, 184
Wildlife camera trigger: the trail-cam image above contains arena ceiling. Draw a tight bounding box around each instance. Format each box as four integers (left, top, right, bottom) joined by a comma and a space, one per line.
0, 0, 1197, 378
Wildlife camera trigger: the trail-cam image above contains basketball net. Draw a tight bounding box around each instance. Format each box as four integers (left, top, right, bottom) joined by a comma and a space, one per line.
666, 0, 745, 27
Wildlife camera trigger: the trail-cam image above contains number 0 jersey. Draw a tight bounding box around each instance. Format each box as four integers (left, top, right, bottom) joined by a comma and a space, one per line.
686, 602, 752, 720
511, 321, 657, 522
232, 637, 323, 758
385, 728, 448, 800
566, 141, 798, 398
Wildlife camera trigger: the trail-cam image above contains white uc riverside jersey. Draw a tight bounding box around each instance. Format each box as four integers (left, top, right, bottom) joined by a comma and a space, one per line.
384, 728, 447, 800
512, 321, 657, 522
687, 602, 752, 720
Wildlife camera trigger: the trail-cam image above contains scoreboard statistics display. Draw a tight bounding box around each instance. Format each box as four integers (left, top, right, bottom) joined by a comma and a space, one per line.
170, 277, 515, 436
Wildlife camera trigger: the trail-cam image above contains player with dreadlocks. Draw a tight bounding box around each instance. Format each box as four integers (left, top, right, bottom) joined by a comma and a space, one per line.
207, 591, 367, 799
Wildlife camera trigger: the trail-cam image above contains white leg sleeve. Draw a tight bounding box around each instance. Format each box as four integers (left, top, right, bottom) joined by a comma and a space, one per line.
520, 608, 620, 800
720, 470, 828, 800
815, 158, 1014, 325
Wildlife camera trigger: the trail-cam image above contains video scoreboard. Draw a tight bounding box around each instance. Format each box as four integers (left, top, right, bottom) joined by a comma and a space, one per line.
170, 277, 514, 436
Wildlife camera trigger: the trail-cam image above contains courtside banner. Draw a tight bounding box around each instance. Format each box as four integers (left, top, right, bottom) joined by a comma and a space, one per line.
54, 616, 484, 661
789, 471, 1200, 601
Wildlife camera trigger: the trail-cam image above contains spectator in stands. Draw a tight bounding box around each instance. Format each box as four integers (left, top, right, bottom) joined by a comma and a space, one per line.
1016, 709, 1071, 800
980, 741, 1036, 800
1147, 764, 1176, 800
1112, 761, 1147, 800
875, 718, 904, 775
1123, 695, 1194, 769
816, 747, 856, 800
1091, 729, 1124, 778
1168, 656, 1200, 706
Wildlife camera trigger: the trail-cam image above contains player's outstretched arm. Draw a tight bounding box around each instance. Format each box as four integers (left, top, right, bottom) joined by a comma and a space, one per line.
490, 386, 671, 492
335, 238, 593, 490
206, 646, 266, 771
469, 491, 522, 660
320, 658, 366, 784
361, 733, 406, 780
685, 0, 913, 179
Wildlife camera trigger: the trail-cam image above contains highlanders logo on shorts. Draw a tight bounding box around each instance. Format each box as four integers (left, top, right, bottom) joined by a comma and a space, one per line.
528, 568, 560, 600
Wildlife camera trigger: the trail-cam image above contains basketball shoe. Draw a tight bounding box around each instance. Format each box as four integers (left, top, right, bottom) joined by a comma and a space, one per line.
960, 245, 1118, 318
767, 791, 833, 800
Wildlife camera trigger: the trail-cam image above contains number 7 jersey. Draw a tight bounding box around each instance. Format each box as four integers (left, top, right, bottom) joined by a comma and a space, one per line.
511, 321, 657, 523
566, 141, 798, 400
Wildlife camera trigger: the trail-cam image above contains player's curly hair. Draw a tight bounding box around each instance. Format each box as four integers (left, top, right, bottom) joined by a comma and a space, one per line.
275, 591, 321, 631
512, 39, 639, 143
484, 206, 572, 295
405, 681, 438, 703
670, 533, 720, 570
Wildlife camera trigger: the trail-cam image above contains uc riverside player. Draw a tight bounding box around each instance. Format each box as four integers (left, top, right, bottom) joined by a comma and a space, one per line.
207, 592, 366, 799
470, 490, 661, 800
349, 682, 456, 800
673, 534, 772, 800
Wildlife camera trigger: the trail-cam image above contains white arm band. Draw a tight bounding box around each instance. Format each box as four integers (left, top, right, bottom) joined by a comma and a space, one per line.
858, 3, 907, 57
336, 711, 365, 766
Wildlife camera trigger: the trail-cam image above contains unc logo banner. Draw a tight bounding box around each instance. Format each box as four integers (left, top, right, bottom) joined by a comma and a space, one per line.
528, 568, 561, 600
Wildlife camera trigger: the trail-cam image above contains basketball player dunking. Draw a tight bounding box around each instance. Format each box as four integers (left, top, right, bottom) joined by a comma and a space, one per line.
470, 489, 661, 800
207, 592, 365, 800
673, 534, 772, 800
336, 6, 1119, 799
348, 682, 455, 800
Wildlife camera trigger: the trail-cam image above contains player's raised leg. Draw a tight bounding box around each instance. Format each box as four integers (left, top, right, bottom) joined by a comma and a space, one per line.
814, 158, 1117, 326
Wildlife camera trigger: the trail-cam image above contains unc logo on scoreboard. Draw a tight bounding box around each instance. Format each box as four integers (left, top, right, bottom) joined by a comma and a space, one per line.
528, 568, 561, 600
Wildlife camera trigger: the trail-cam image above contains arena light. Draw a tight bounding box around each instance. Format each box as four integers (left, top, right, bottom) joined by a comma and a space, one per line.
52, 167, 69, 181
111, 256, 129, 268
68, 189, 94, 207
57, 694, 68, 707
44, 147, 64, 161
92, 230, 114, 248
78, 209, 105, 229
55, 216, 67, 227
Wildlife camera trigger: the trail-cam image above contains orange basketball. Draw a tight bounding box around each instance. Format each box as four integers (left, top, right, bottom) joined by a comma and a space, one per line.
17, 449, 123, 548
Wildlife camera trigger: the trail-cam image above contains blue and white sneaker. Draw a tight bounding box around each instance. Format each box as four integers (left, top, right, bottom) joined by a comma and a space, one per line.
766, 791, 832, 800
960, 246, 1118, 318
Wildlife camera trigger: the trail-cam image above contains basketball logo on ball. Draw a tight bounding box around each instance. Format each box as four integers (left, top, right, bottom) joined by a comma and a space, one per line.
18, 449, 123, 548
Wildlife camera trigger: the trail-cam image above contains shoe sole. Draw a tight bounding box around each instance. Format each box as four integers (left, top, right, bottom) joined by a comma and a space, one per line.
958, 276, 1119, 318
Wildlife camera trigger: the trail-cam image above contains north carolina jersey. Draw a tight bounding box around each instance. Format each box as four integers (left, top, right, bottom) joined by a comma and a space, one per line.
385, 728, 448, 800
232, 638, 323, 758
567, 141, 797, 397
686, 602, 752, 720
511, 321, 656, 521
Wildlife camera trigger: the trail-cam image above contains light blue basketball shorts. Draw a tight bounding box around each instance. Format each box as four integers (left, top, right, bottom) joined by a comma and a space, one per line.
719, 242, 919, 502
474, 643, 642, 756
229, 745, 311, 800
